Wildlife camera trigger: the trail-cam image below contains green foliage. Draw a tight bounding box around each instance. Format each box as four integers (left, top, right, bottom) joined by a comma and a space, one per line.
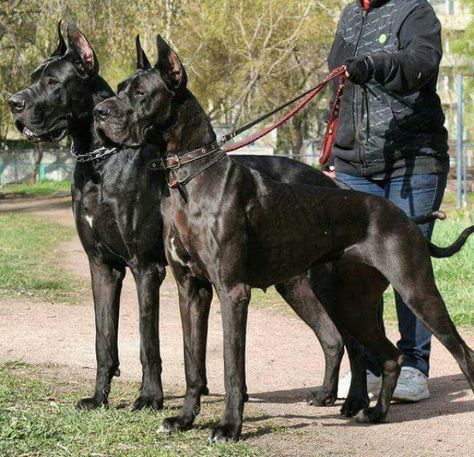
0, 212, 85, 303
451, 0, 474, 142
452, 0, 474, 65
0, 363, 264, 457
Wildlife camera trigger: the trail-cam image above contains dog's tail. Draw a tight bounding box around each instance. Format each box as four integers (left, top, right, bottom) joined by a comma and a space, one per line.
427, 224, 474, 258
411, 210, 446, 225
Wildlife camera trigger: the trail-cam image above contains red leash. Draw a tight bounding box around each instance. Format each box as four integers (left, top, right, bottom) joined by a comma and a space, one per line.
320, 70, 346, 165
224, 65, 346, 165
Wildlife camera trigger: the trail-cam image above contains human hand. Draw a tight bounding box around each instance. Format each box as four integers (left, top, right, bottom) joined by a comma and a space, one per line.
344, 56, 374, 85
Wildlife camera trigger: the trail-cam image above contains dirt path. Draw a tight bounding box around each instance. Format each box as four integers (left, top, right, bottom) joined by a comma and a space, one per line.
1, 196, 474, 456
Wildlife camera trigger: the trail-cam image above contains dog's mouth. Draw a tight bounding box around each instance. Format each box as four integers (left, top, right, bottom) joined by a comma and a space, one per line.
95, 123, 146, 149
95, 125, 124, 148
15, 120, 69, 143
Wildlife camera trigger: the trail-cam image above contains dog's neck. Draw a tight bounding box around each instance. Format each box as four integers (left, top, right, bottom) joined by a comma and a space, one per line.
69, 75, 114, 155
159, 90, 216, 157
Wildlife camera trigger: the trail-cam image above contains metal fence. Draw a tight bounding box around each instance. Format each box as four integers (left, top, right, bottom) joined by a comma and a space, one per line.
0, 145, 472, 178
0, 148, 74, 186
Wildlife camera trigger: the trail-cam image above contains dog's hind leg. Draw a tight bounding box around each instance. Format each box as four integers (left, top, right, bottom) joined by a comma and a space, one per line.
131, 264, 166, 411
161, 274, 213, 433
413, 294, 474, 391
76, 258, 125, 410
275, 274, 344, 406
390, 270, 474, 392
367, 230, 474, 393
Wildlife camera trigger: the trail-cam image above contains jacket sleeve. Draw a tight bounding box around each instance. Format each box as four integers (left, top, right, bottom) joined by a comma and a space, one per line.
368, 4, 442, 95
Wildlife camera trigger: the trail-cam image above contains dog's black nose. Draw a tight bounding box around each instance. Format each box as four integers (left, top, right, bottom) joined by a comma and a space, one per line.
8, 95, 26, 113
94, 105, 111, 119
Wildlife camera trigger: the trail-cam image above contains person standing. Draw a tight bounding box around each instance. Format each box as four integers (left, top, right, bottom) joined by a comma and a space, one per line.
327, 0, 450, 401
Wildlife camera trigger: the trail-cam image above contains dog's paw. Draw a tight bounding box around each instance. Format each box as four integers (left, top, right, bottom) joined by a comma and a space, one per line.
132, 395, 163, 411
76, 396, 106, 411
306, 388, 337, 407
353, 406, 384, 424
209, 423, 241, 443
158, 416, 191, 434
340, 396, 369, 418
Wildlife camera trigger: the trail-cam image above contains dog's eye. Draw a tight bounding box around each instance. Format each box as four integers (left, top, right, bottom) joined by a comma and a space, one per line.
46, 77, 59, 88
135, 89, 146, 98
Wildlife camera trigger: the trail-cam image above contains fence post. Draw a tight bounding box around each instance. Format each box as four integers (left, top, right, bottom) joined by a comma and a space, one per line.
457, 74, 464, 208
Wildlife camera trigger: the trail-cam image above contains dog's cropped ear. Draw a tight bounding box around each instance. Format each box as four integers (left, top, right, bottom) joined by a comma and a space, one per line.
136, 35, 151, 70
51, 20, 67, 58
65, 19, 99, 75
155, 35, 187, 91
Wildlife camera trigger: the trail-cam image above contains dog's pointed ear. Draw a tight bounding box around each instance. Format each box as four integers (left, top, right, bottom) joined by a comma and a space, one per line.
65, 19, 99, 74
51, 20, 67, 57
155, 35, 187, 91
136, 35, 151, 70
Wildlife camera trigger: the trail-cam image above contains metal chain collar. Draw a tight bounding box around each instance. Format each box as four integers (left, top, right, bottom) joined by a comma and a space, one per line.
70, 143, 119, 163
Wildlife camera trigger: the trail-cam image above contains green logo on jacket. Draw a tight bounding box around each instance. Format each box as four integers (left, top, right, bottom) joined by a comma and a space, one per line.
378, 34, 388, 45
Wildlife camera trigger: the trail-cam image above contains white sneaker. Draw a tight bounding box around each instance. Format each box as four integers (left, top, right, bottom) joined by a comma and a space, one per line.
393, 366, 430, 402
337, 370, 382, 399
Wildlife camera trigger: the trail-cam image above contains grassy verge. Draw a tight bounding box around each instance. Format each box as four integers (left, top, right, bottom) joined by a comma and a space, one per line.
0, 180, 70, 198
253, 211, 474, 326
0, 362, 264, 457
0, 213, 86, 303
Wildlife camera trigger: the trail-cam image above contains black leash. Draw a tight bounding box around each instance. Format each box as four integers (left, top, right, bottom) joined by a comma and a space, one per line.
221, 80, 335, 145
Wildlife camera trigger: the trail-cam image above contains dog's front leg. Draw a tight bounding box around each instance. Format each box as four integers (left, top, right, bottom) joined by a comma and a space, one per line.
131, 265, 166, 411
210, 284, 250, 443
76, 257, 125, 410
161, 275, 212, 433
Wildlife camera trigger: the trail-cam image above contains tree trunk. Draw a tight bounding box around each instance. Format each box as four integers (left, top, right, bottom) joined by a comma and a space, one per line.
292, 116, 305, 157
32, 143, 44, 183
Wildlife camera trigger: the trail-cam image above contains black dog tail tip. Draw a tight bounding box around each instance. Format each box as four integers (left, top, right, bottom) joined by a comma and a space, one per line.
428, 224, 474, 258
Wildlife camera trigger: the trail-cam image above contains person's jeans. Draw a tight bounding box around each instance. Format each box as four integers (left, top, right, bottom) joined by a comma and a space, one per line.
336, 172, 448, 377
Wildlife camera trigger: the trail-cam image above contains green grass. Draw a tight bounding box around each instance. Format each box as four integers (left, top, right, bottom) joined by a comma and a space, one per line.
0, 213, 85, 303
253, 211, 474, 327
0, 180, 70, 198
0, 363, 264, 457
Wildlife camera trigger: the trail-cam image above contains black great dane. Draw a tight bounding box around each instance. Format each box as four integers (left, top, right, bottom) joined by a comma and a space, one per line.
7, 21, 383, 412
94, 35, 474, 442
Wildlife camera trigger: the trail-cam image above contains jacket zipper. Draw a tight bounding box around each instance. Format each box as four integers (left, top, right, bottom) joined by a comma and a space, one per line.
352, 8, 368, 170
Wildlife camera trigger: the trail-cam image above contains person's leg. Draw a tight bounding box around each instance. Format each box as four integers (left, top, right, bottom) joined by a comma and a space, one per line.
383, 173, 447, 379
335, 173, 385, 378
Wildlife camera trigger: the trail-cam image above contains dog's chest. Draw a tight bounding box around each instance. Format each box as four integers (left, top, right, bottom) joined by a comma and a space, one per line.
73, 181, 161, 266
164, 208, 204, 276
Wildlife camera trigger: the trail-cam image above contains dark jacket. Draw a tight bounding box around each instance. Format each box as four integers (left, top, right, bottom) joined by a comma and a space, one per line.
328, 0, 450, 179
